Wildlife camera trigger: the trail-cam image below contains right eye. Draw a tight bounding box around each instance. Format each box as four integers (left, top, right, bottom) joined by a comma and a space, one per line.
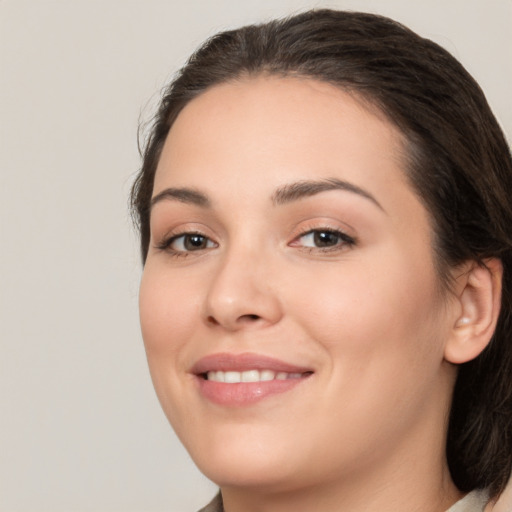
158, 232, 217, 255
170, 233, 216, 251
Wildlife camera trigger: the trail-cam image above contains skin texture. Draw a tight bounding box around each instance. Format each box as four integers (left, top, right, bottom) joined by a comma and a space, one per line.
139, 76, 500, 512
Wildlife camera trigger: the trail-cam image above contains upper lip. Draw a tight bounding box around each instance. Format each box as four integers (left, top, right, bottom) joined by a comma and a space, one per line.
190, 352, 313, 375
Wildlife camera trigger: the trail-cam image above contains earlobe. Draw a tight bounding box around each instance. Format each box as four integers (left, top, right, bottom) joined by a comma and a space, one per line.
444, 258, 503, 364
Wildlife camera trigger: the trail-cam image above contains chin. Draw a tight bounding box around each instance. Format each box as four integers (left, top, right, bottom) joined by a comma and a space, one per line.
180, 426, 307, 489
199, 459, 308, 492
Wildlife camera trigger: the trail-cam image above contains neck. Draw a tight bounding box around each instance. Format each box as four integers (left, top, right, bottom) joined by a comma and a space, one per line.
221, 461, 461, 512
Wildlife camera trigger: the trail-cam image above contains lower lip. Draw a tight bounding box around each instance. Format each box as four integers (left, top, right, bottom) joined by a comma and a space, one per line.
196, 376, 310, 407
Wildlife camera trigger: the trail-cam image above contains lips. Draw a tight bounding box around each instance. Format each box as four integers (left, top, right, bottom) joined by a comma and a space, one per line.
191, 352, 313, 406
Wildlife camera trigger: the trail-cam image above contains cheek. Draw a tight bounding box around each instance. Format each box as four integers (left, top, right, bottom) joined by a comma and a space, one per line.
289, 249, 445, 367
138, 264, 206, 431
139, 264, 199, 366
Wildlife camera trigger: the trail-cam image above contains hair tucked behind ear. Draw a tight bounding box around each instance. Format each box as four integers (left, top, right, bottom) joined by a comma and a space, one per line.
131, 9, 512, 497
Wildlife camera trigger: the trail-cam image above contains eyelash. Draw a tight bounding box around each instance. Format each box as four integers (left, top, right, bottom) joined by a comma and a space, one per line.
155, 231, 217, 258
291, 227, 356, 253
155, 227, 356, 258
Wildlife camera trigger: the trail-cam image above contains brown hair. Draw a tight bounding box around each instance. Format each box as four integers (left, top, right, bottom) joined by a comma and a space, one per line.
131, 9, 512, 497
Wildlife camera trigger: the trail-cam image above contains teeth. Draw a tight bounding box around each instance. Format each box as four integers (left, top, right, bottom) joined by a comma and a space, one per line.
260, 370, 275, 381
224, 371, 240, 383
241, 370, 260, 382
205, 370, 305, 383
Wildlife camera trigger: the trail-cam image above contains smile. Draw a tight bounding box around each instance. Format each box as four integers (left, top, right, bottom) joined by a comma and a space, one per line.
205, 370, 305, 383
192, 353, 314, 406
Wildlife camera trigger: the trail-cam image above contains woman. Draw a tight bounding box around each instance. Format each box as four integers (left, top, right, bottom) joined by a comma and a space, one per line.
131, 10, 512, 512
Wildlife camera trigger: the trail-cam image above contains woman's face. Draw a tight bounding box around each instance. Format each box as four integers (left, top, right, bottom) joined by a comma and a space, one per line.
139, 76, 457, 491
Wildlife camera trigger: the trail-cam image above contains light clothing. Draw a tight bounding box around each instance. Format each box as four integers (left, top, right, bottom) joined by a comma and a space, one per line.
198, 493, 222, 512
447, 489, 489, 512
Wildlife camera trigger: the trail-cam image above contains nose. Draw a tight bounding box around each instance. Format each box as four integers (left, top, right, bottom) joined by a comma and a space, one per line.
203, 248, 283, 331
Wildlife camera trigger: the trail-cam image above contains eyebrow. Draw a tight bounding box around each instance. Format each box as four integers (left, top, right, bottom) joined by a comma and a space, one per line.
272, 178, 384, 211
150, 178, 384, 212
150, 187, 211, 210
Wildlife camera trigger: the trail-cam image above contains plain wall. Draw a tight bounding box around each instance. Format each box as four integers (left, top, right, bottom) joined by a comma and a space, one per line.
1, 0, 510, 510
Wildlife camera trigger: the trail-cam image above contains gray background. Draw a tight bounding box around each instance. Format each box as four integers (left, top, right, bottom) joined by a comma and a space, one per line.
1, 0, 510, 510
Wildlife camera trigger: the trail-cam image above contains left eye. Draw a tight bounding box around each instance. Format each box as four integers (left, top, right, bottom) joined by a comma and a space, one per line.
169, 233, 216, 252
295, 229, 354, 248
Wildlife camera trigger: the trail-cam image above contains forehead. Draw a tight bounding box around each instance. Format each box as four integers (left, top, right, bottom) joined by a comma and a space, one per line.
154, 76, 408, 195
153, 77, 423, 231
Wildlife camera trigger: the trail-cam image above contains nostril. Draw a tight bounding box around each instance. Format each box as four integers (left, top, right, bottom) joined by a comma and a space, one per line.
204, 312, 266, 329
206, 315, 220, 326
241, 314, 261, 322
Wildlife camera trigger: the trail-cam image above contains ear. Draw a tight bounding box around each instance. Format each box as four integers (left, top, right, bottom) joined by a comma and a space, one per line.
444, 258, 503, 364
